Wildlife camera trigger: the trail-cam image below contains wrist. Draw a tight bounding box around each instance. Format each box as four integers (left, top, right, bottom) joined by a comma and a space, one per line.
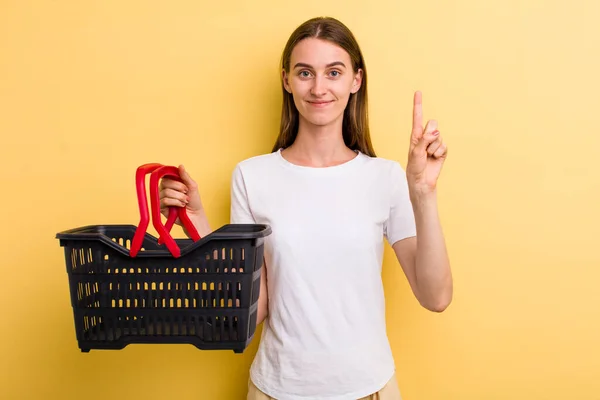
186, 209, 212, 237
410, 188, 437, 207
410, 191, 438, 220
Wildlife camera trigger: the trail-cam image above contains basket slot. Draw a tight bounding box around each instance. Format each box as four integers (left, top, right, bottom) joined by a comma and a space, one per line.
219, 315, 225, 341
216, 249, 222, 271
217, 282, 223, 307
205, 282, 212, 308
205, 317, 213, 341
235, 247, 245, 273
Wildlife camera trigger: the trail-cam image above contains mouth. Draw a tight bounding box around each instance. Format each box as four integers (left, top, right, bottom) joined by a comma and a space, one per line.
307, 100, 334, 108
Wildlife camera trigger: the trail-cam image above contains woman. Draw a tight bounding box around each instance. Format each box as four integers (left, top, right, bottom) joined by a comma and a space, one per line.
161, 16, 452, 400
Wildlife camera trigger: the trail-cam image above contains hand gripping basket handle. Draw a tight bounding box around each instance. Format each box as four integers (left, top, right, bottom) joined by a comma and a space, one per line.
149, 165, 201, 257
129, 163, 201, 258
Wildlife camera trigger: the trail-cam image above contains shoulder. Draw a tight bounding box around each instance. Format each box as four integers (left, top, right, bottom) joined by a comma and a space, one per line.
360, 154, 407, 175
231, 151, 281, 185
358, 154, 410, 194
233, 151, 279, 172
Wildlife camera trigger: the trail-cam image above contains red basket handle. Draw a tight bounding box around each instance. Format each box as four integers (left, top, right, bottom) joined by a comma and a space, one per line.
130, 163, 163, 257
129, 163, 201, 258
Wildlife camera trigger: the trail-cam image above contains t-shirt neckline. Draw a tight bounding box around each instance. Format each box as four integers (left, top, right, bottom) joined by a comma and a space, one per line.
276, 148, 365, 173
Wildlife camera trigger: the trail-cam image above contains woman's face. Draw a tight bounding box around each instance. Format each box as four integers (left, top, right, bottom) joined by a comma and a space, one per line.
283, 38, 362, 128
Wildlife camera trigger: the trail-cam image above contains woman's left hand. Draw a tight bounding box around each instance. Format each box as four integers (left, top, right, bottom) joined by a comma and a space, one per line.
406, 91, 448, 198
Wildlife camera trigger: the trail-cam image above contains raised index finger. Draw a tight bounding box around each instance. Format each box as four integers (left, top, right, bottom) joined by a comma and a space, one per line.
411, 91, 423, 141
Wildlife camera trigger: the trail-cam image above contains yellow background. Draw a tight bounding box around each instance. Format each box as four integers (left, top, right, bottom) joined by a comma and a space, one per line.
1, 0, 599, 399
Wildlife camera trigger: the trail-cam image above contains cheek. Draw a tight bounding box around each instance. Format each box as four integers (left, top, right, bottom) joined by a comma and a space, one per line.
346, 77, 357, 94
288, 79, 305, 96
333, 81, 354, 99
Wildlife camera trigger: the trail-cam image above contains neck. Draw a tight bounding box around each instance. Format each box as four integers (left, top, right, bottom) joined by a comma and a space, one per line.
284, 116, 356, 167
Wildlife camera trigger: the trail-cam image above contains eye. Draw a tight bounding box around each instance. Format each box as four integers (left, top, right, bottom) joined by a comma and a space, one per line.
299, 70, 312, 78
329, 70, 341, 77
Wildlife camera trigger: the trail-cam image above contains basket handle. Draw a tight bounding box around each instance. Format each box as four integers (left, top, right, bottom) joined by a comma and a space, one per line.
149, 165, 201, 258
129, 163, 201, 258
130, 163, 163, 257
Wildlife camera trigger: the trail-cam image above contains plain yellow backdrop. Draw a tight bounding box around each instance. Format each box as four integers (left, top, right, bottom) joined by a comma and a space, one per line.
1, 0, 599, 399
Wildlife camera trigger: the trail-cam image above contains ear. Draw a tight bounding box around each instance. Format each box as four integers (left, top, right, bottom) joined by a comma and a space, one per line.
350, 68, 363, 94
282, 69, 292, 93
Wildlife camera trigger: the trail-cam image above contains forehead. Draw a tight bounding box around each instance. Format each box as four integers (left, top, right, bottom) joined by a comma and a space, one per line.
290, 38, 351, 67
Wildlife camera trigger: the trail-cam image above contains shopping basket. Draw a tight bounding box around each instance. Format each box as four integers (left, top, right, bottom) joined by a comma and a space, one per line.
56, 163, 271, 353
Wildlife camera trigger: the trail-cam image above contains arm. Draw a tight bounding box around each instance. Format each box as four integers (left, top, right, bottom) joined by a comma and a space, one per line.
395, 91, 453, 312
256, 260, 269, 324
392, 193, 452, 312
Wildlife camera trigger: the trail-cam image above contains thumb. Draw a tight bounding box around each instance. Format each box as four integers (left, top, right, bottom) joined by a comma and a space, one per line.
178, 164, 198, 190
413, 130, 439, 156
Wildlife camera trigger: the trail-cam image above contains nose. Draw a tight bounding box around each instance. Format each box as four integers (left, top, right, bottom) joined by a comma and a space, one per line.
310, 76, 327, 97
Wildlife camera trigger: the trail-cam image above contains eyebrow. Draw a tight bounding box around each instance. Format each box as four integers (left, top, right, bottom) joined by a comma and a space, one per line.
293, 61, 347, 69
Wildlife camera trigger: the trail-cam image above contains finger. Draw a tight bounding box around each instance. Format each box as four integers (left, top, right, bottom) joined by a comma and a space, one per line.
411, 91, 423, 141
179, 165, 198, 191
160, 197, 187, 208
160, 188, 189, 204
426, 137, 443, 156
433, 143, 448, 159
413, 129, 440, 155
423, 119, 438, 136
160, 177, 188, 194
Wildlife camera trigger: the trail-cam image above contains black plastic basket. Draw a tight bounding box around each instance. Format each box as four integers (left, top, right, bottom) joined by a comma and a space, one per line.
56, 223, 271, 353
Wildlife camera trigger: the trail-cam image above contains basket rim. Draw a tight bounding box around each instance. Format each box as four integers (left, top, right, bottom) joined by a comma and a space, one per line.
56, 223, 271, 258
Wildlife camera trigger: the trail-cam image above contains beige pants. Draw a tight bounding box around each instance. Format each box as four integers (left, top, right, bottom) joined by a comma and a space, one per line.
247, 374, 402, 400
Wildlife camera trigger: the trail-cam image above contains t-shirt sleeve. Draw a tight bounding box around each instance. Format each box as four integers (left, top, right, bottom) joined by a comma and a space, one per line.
230, 164, 256, 224
384, 162, 417, 245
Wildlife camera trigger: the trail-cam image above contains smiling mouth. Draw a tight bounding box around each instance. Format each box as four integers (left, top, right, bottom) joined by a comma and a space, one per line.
307, 100, 334, 107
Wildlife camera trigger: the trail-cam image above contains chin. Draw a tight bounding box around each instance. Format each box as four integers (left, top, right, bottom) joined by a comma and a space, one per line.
302, 111, 344, 127
307, 117, 336, 126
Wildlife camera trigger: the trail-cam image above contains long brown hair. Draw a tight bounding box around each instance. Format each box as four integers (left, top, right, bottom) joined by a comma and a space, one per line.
271, 17, 376, 157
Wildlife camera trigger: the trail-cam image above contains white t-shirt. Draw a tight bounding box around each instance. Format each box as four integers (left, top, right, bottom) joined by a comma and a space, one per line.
230, 148, 416, 400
